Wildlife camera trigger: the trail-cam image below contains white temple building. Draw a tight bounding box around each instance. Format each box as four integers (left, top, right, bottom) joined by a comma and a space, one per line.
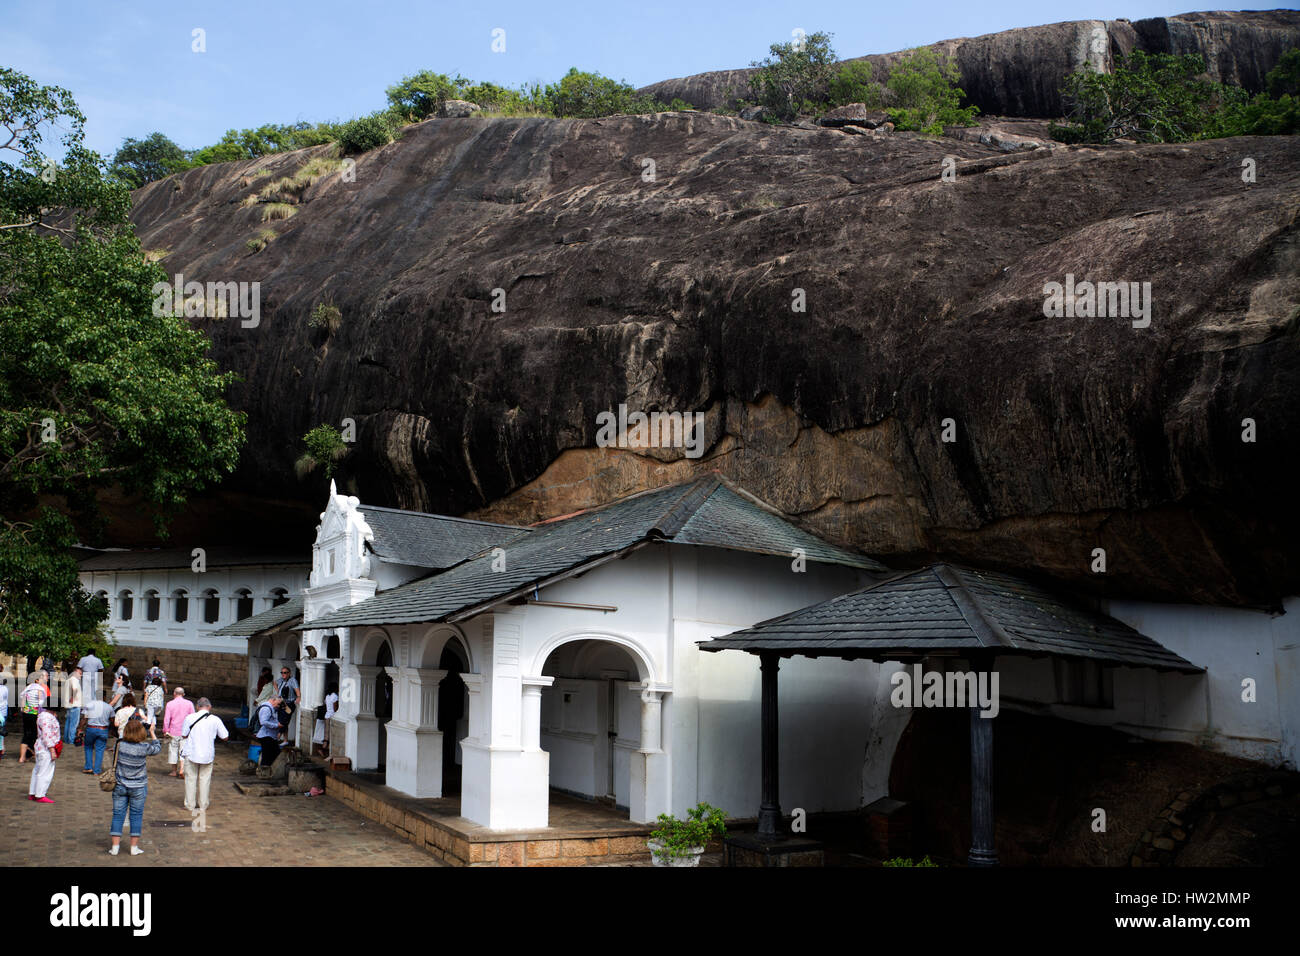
216, 476, 1300, 835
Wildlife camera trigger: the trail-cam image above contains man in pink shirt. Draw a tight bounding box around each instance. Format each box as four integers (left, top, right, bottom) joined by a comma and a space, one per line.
162, 687, 195, 779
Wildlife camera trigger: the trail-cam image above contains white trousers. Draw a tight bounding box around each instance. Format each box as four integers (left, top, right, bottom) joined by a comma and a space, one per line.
183, 759, 214, 811
29, 751, 55, 797
167, 736, 183, 765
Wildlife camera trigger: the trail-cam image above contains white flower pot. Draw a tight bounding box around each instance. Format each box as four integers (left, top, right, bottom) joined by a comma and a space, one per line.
648, 840, 706, 867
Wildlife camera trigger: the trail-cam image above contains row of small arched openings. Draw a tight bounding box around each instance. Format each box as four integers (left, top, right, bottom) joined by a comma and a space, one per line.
96, 587, 292, 625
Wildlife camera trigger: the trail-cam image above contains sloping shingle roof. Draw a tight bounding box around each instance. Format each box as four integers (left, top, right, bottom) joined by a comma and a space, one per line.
359, 505, 528, 571
700, 564, 1201, 672
210, 594, 304, 637
300, 476, 884, 630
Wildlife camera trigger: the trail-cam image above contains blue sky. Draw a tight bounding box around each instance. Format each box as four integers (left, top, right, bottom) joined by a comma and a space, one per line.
4, 0, 1236, 159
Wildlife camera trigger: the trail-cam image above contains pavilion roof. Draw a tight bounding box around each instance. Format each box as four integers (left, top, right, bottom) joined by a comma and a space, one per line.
299, 475, 884, 630
210, 594, 304, 637
700, 564, 1202, 672
359, 505, 530, 571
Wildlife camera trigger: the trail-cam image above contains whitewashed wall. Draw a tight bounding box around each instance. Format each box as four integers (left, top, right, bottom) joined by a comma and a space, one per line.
80, 566, 308, 654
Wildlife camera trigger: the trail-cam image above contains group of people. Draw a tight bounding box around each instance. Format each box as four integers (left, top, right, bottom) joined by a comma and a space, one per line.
1, 655, 229, 856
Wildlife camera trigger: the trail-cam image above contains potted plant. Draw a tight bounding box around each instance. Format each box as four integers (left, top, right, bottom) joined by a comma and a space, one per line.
647, 802, 727, 867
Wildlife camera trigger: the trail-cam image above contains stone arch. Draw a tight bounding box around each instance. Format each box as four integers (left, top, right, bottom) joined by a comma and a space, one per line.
414, 624, 472, 672
529, 629, 657, 684
271, 630, 300, 660
356, 627, 393, 666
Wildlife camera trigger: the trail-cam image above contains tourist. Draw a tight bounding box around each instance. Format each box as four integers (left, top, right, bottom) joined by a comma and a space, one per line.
0, 673, 9, 763
255, 666, 273, 700
112, 657, 130, 685
181, 698, 229, 816
77, 651, 104, 704
81, 696, 113, 774
145, 659, 167, 693
63, 666, 83, 744
163, 687, 195, 778
143, 676, 165, 725
275, 666, 300, 742
108, 673, 127, 709
17, 671, 49, 763
108, 712, 160, 856
255, 695, 282, 766
312, 684, 339, 756
28, 706, 61, 803
114, 693, 152, 737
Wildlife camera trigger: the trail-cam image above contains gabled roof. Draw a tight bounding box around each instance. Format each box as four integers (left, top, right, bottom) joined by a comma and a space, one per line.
359, 504, 529, 571
701, 564, 1202, 672
300, 476, 884, 630
78, 545, 306, 572
210, 594, 304, 637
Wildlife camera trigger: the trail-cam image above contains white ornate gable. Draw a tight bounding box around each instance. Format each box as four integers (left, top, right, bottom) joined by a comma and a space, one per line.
311, 480, 375, 587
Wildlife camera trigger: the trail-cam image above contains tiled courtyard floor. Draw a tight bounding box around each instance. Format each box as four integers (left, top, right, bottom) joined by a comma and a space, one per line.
0, 722, 441, 867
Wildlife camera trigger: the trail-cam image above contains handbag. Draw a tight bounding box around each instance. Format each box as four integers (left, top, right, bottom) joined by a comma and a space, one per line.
99, 743, 119, 792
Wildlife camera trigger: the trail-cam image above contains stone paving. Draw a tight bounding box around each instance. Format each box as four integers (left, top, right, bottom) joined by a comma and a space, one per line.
0, 720, 441, 867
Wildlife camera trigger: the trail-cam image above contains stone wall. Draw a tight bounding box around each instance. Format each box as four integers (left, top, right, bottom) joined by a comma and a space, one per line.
324, 772, 652, 866
113, 646, 247, 704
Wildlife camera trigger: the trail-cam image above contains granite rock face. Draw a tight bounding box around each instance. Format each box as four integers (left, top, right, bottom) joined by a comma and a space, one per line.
128, 104, 1300, 607
639, 10, 1300, 117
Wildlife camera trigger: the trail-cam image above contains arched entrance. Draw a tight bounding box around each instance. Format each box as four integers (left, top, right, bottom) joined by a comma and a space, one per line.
539, 640, 643, 813
438, 640, 468, 792
375, 641, 393, 773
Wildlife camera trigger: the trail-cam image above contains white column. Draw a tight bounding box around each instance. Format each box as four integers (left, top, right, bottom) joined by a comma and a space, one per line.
353, 664, 381, 771
385, 667, 447, 797
459, 657, 551, 830
628, 682, 672, 824
299, 658, 327, 750
639, 686, 664, 753
521, 676, 555, 752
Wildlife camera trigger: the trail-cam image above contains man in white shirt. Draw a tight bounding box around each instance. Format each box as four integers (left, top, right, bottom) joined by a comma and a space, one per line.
63, 667, 82, 743
76, 653, 103, 704
181, 697, 229, 816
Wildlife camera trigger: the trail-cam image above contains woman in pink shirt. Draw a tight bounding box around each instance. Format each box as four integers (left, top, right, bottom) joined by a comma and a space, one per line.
162, 688, 195, 778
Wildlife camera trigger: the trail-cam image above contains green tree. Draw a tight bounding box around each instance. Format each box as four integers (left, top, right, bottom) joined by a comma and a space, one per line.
0, 67, 245, 661
386, 70, 463, 121
295, 424, 348, 480
543, 68, 661, 118
1051, 51, 1242, 144
337, 114, 394, 154
884, 48, 978, 134
1214, 48, 1300, 136
747, 31, 839, 120
829, 60, 884, 108
110, 132, 191, 188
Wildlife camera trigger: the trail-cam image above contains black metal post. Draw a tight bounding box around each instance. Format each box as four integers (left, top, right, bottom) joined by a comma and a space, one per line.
757, 652, 781, 838
967, 660, 998, 866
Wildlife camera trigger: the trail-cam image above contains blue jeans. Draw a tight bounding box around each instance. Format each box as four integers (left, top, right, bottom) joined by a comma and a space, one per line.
63, 707, 80, 743
110, 784, 147, 837
84, 727, 108, 772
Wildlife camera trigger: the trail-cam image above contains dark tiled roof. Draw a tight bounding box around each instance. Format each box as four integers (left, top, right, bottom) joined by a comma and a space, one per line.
301, 476, 883, 630
210, 594, 304, 637
79, 546, 307, 572
701, 564, 1201, 672
358, 505, 528, 571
